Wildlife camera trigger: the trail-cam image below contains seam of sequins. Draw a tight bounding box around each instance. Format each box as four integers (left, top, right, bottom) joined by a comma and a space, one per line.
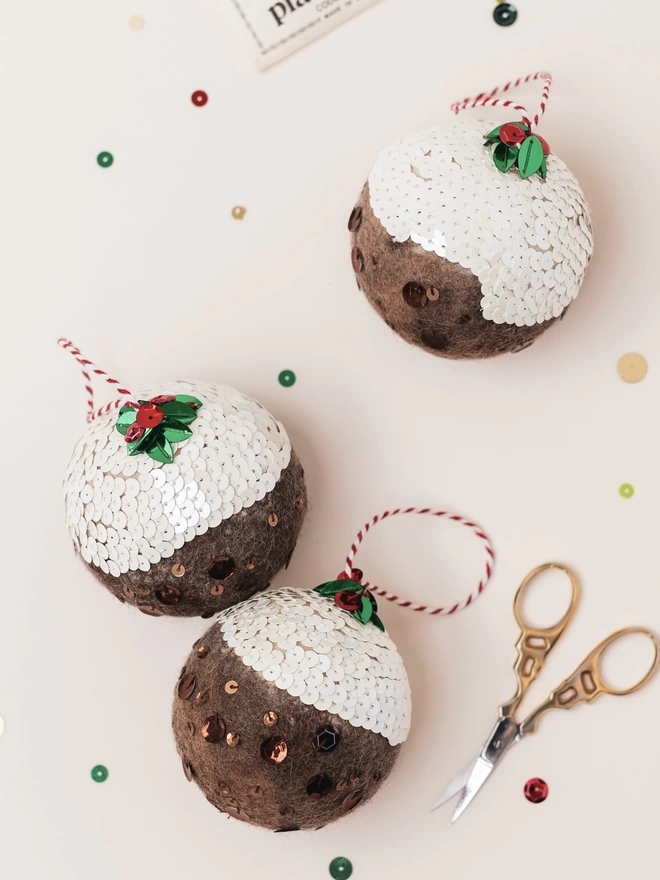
218, 588, 412, 746
368, 118, 593, 326
63, 382, 292, 577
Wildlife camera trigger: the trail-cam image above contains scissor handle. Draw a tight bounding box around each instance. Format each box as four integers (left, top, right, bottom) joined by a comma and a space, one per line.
519, 627, 660, 736
499, 563, 580, 719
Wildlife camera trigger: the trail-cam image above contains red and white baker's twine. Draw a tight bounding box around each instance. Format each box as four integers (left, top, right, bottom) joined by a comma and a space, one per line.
58, 339, 134, 423
343, 508, 494, 616
451, 71, 552, 132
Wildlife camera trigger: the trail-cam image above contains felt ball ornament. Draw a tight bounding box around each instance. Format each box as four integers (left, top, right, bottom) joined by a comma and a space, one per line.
172, 507, 496, 830
172, 584, 411, 830
61, 341, 307, 618
349, 72, 594, 359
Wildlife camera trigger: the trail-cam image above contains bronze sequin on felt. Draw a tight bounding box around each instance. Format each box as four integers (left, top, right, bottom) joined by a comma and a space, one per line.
226, 732, 240, 747
195, 690, 209, 705
208, 556, 235, 580
210, 583, 224, 596
343, 789, 364, 811
225, 680, 239, 694
178, 673, 196, 700
268, 513, 278, 527
306, 775, 333, 799
264, 711, 278, 727
155, 585, 181, 605
196, 645, 209, 658
182, 758, 193, 781
261, 736, 288, 764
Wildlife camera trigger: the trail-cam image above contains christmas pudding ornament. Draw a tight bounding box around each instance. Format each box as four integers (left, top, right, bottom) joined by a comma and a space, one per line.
172, 507, 494, 830
60, 340, 307, 618
349, 72, 594, 359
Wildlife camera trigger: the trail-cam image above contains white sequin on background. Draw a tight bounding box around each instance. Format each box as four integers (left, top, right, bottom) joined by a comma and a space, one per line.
63, 382, 292, 577
368, 118, 594, 325
218, 587, 411, 746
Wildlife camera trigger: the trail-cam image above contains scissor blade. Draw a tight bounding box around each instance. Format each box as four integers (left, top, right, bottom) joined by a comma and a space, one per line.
449, 756, 494, 826
430, 756, 478, 812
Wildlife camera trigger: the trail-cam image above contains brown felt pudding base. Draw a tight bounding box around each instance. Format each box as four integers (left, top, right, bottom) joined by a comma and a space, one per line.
172, 621, 400, 830
349, 183, 560, 359
88, 452, 307, 618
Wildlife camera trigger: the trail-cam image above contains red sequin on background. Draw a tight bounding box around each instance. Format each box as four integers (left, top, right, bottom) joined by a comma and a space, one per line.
191, 90, 208, 106
524, 778, 548, 804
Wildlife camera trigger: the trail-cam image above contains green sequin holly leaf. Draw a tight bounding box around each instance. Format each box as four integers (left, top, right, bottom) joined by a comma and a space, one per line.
313, 579, 384, 631
484, 121, 549, 180
115, 394, 202, 464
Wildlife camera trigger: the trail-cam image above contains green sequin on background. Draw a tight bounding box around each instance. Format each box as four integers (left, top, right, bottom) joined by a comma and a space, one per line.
329, 857, 353, 879
278, 370, 296, 387
619, 483, 634, 499
91, 764, 109, 783
97, 151, 114, 168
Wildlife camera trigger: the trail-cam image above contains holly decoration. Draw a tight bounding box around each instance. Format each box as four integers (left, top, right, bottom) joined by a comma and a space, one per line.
115, 394, 202, 464
484, 122, 551, 180
314, 568, 385, 632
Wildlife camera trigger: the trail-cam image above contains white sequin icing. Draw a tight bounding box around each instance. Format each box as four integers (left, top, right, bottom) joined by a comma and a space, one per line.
368, 117, 593, 325
63, 382, 292, 577
219, 588, 411, 746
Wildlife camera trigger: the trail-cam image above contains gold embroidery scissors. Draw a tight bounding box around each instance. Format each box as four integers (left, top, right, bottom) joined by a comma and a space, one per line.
432, 563, 659, 824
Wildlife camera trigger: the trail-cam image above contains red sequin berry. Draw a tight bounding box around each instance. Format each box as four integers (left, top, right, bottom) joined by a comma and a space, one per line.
136, 403, 164, 428
125, 422, 145, 443
336, 568, 363, 583
334, 591, 362, 612
524, 778, 548, 804
149, 394, 175, 405
499, 122, 527, 146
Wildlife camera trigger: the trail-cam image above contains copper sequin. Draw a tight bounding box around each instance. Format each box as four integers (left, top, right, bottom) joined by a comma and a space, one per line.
268, 513, 278, 527
219, 782, 230, 795
195, 690, 209, 705
351, 247, 364, 273
342, 789, 364, 811
123, 586, 135, 599
210, 583, 224, 596
264, 711, 278, 727
261, 736, 288, 764
348, 205, 363, 232
196, 645, 209, 658
246, 556, 257, 570
426, 287, 440, 301
225, 680, 239, 694
306, 775, 333, 799
349, 772, 360, 785
313, 725, 340, 753
138, 605, 163, 617
202, 715, 225, 743
226, 797, 239, 809
402, 281, 427, 308
178, 673, 196, 700
182, 758, 193, 781
172, 563, 185, 577
295, 495, 305, 510
336, 780, 348, 792
136, 585, 150, 596
226, 732, 240, 747
155, 585, 182, 605
208, 556, 235, 580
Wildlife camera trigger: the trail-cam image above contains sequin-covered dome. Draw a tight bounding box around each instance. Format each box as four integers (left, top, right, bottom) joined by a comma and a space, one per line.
63, 382, 307, 617
368, 117, 593, 325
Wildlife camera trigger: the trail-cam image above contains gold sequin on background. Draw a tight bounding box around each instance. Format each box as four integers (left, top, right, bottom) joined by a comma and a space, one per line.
129, 15, 144, 30
172, 563, 185, 577
264, 711, 278, 726
617, 353, 647, 383
226, 732, 240, 746
232, 206, 247, 220
225, 680, 239, 694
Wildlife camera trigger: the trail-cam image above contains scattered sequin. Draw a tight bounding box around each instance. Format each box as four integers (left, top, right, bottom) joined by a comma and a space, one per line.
208, 557, 235, 580
493, 2, 517, 25
342, 790, 364, 811
172, 563, 185, 577
182, 758, 193, 781
246, 556, 257, 570
402, 282, 426, 308
313, 725, 340, 752
155, 585, 181, 605
217, 587, 411, 745
202, 715, 225, 743
617, 353, 647, 383
306, 775, 333, 798
232, 206, 247, 220
196, 645, 209, 658
191, 90, 208, 106
369, 118, 592, 326
619, 483, 634, 499
348, 206, 363, 232
128, 14, 144, 30
225, 680, 239, 694
264, 711, 278, 726
211, 583, 224, 596
97, 152, 113, 168
268, 513, 279, 527
195, 690, 209, 705
261, 736, 288, 764
91, 765, 108, 783
226, 732, 240, 747
426, 287, 440, 301
278, 370, 296, 388
351, 247, 364, 273
524, 777, 548, 803
329, 857, 353, 879
63, 382, 292, 579
178, 673, 196, 700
